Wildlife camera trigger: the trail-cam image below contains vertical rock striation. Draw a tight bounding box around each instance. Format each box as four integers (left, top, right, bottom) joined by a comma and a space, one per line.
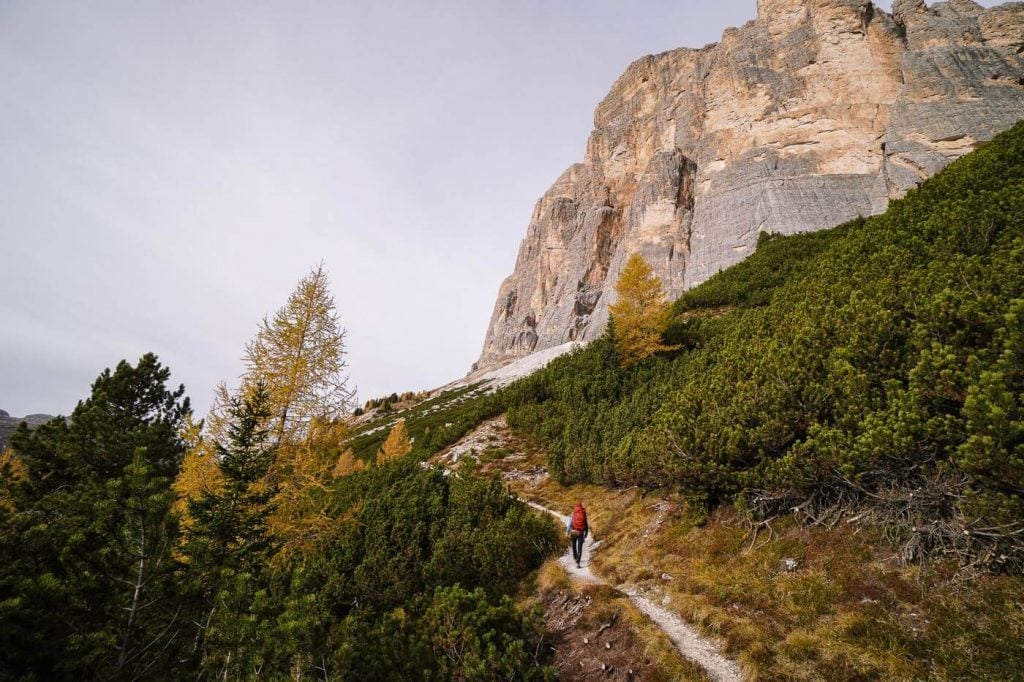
474, 0, 1024, 372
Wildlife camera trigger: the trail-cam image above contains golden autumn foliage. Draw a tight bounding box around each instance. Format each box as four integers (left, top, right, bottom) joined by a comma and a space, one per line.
171, 414, 224, 529
0, 446, 26, 480
378, 419, 412, 462
333, 447, 365, 478
199, 265, 359, 561
243, 262, 355, 444
267, 416, 350, 560
608, 253, 677, 367
183, 264, 359, 562
0, 447, 27, 511
172, 382, 236, 530
204, 381, 235, 446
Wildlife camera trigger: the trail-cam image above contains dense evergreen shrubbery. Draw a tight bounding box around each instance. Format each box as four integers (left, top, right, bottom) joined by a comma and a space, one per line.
190, 457, 560, 678
671, 226, 846, 314
319, 461, 559, 680
333, 584, 553, 681
501, 122, 1024, 570
0, 358, 559, 679
322, 458, 560, 612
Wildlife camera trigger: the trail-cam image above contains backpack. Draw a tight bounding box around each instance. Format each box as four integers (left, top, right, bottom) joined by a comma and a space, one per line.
571, 506, 587, 532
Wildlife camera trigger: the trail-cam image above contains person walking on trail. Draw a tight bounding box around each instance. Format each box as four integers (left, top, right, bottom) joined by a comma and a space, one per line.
566, 501, 589, 568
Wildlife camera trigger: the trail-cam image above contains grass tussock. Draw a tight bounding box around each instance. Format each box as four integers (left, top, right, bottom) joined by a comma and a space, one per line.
535, 557, 572, 593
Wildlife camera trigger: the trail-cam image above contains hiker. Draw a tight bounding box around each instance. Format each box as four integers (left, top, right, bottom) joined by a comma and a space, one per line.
566, 501, 589, 568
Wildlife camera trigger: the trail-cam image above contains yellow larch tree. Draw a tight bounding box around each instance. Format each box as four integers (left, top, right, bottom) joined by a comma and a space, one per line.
171, 413, 223, 530
0, 446, 27, 512
188, 264, 357, 561
243, 265, 354, 557
333, 447, 365, 478
608, 253, 677, 367
270, 416, 350, 560
377, 419, 412, 462
243, 262, 355, 444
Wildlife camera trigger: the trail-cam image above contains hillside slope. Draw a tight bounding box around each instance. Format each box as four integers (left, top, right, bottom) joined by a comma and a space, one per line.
394, 118, 1024, 679
453, 418, 1024, 680
499, 119, 1024, 570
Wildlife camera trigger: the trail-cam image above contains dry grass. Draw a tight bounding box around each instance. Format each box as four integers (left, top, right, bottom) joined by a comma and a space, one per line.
622, 602, 712, 682
536, 556, 572, 593
618, 602, 716, 675
508, 474, 1024, 680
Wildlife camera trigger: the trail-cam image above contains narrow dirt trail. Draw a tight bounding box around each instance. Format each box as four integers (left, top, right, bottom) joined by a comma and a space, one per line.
525, 501, 744, 682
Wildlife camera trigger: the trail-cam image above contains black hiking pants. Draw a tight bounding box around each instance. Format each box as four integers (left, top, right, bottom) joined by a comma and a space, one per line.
570, 531, 586, 565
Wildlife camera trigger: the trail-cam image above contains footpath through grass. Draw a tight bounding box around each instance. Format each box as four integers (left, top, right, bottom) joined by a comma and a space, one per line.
476, 437, 1024, 681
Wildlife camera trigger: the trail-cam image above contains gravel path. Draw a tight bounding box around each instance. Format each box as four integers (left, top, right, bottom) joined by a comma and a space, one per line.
526, 501, 744, 682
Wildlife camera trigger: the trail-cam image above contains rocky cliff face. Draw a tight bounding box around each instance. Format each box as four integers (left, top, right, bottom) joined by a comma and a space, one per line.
475, 0, 1024, 372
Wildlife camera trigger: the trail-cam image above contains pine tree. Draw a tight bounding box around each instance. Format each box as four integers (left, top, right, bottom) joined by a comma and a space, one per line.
187, 383, 276, 571
0, 354, 192, 678
608, 253, 677, 366
378, 419, 412, 462
184, 383, 278, 676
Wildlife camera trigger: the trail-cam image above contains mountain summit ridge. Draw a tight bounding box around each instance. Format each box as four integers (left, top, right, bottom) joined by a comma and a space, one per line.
474, 0, 1024, 373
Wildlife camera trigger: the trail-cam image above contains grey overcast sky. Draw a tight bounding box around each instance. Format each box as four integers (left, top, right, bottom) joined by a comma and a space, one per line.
0, 0, 997, 417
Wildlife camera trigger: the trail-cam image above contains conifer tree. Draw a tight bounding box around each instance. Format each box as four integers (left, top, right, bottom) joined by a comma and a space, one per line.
184, 383, 278, 676
172, 412, 223, 529
333, 447, 365, 477
187, 383, 276, 570
0, 354, 191, 678
243, 262, 354, 443
608, 253, 676, 366
196, 265, 355, 557
271, 415, 350, 558
378, 419, 412, 462
0, 447, 25, 512
244, 265, 354, 548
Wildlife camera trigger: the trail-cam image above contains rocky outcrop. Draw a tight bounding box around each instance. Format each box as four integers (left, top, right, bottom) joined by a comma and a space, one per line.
475, 0, 1024, 372
0, 412, 54, 451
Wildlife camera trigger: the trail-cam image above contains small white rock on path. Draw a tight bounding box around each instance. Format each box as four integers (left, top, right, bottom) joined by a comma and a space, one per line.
526, 501, 744, 682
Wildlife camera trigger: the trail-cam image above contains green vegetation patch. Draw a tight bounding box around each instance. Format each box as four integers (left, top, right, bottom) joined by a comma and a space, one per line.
673, 226, 847, 314
497, 120, 1024, 573
348, 382, 501, 462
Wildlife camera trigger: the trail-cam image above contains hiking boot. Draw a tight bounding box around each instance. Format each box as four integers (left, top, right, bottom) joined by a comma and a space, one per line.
576, 562, 581, 569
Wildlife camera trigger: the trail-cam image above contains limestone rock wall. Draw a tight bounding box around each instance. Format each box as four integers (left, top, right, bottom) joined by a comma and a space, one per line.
475, 0, 1024, 372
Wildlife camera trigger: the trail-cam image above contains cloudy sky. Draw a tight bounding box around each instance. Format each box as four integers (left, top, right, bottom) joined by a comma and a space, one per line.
0, 0, 994, 417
